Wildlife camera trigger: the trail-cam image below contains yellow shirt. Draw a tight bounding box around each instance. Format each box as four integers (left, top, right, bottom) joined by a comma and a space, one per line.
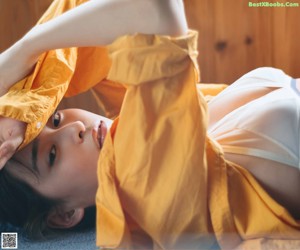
1, 0, 299, 249
96, 31, 300, 249
0, 0, 124, 148
0, 0, 223, 149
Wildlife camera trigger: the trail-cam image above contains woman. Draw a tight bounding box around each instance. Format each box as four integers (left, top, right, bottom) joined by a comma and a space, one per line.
1, 0, 300, 249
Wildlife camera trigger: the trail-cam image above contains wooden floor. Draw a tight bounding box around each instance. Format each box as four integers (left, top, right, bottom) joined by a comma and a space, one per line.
1, 0, 300, 83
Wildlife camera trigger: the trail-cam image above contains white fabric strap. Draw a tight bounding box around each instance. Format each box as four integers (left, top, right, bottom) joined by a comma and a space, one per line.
221, 145, 297, 169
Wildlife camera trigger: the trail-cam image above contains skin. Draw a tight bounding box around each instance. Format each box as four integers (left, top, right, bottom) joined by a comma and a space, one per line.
6, 78, 300, 222
208, 79, 300, 219
10, 81, 300, 222
1, 0, 299, 229
7, 109, 113, 223
0, 0, 187, 96
0, 0, 188, 169
0, 0, 187, 228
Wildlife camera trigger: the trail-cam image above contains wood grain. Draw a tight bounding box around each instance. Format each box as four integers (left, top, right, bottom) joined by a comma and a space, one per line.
1, 0, 300, 84
0, 0, 53, 52
184, 0, 300, 83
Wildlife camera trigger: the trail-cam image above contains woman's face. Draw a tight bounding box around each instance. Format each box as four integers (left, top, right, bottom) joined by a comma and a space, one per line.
10, 109, 113, 209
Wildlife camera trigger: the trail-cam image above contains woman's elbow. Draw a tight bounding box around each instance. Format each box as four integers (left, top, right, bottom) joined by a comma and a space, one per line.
161, 0, 189, 36
144, 0, 188, 37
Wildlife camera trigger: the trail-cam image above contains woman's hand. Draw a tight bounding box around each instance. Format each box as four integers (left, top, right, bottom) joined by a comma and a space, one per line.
0, 116, 26, 169
0, 38, 39, 96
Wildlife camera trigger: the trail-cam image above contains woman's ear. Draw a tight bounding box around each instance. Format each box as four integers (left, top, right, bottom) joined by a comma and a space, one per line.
46, 207, 85, 229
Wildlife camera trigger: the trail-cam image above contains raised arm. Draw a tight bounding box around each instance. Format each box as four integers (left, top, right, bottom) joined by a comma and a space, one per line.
0, 0, 188, 169
25, 0, 187, 51
0, 0, 187, 95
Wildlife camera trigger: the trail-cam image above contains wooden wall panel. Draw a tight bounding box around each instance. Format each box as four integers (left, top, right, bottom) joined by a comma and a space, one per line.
1, 0, 300, 84
0, 0, 101, 113
184, 0, 300, 83
0, 0, 53, 52
272, 6, 300, 76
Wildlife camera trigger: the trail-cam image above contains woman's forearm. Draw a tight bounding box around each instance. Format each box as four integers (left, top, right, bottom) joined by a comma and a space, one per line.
0, 0, 187, 95
23, 0, 188, 55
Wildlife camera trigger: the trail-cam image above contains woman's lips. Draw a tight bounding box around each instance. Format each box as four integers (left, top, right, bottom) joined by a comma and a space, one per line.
93, 120, 107, 149
98, 121, 107, 149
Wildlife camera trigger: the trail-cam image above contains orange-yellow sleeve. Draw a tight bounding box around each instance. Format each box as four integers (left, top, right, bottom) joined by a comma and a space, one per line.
0, 0, 113, 148
0, 47, 76, 148
197, 83, 228, 102
96, 30, 216, 249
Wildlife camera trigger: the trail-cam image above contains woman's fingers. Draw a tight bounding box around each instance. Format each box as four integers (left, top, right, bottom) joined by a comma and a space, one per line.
0, 141, 17, 169
0, 117, 26, 169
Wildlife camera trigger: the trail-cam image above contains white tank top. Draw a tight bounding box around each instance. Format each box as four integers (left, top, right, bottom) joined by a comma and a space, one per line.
208, 67, 300, 170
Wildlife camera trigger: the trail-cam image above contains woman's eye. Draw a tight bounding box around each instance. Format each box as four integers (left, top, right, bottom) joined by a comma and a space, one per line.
49, 145, 56, 167
52, 112, 61, 127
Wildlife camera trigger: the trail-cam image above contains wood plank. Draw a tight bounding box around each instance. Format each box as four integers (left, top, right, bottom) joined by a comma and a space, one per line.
0, 0, 53, 52
1, 0, 300, 83
184, 0, 300, 83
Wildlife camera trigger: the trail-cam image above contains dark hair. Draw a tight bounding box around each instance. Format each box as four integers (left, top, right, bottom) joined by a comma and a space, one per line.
0, 160, 96, 240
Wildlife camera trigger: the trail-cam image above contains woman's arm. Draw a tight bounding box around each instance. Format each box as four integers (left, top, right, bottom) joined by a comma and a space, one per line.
0, 0, 188, 169
0, 0, 187, 95
25, 0, 187, 52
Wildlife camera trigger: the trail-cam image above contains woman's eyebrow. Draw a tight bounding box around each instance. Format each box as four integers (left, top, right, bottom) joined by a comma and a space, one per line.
31, 139, 40, 174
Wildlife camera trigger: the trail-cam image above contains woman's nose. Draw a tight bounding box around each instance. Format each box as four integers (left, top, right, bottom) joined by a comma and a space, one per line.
69, 121, 85, 144
59, 121, 85, 144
